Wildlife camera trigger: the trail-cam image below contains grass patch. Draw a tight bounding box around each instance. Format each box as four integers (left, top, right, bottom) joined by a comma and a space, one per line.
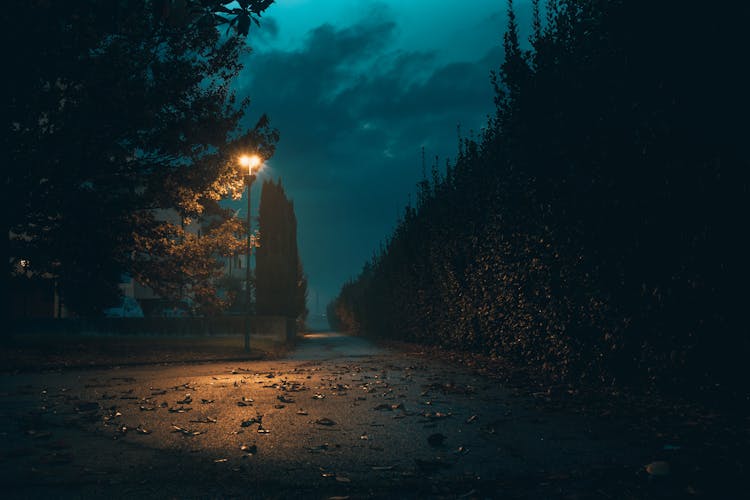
0, 333, 289, 372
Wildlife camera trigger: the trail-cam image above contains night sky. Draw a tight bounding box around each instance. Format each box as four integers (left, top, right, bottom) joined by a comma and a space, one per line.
229, 0, 533, 312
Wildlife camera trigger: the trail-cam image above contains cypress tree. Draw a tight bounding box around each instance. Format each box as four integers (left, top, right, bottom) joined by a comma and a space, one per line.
256, 179, 307, 320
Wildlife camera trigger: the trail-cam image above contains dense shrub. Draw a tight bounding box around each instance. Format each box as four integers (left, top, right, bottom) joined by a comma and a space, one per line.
331, 0, 748, 401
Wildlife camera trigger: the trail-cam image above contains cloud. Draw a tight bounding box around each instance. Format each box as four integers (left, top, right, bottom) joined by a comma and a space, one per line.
234, 9, 502, 306
254, 16, 280, 41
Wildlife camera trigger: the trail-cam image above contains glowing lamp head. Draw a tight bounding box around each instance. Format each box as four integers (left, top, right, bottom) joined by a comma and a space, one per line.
239, 154, 262, 175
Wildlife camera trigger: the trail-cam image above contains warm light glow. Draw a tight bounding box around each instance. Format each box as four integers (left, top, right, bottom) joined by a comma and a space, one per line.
239, 154, 262, 175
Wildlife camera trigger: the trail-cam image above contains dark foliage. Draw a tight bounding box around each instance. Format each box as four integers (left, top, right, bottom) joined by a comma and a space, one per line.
256, 179, 308, 322
5, 1, 276, 316
331, 0, 749, 401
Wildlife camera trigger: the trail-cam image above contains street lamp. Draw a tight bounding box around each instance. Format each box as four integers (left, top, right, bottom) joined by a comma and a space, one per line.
239, 154, 262, 352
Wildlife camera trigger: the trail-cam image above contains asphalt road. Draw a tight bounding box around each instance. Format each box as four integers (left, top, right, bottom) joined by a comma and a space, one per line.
0, 333, 652, 499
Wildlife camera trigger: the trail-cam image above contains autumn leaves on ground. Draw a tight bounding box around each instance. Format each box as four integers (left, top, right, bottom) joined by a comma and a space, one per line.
0, 334, 745, 499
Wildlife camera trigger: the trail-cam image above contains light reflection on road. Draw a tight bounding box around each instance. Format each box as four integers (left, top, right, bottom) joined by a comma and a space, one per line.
288, 331, 385, 360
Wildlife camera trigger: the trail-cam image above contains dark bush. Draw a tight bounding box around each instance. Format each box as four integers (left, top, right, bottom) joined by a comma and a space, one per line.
331, 0, 748, 402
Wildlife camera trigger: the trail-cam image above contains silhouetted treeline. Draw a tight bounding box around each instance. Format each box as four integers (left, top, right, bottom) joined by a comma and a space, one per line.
256, 179, 308, 324
330, 0, 749, 400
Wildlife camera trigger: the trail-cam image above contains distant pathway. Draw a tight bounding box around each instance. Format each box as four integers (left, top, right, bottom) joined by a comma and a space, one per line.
287, 332, 385, 360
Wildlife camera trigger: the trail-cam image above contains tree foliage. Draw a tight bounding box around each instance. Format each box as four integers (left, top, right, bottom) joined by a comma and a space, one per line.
330, 0, 748, 400
6, 0, 277, 316
131, 201, 247, 316
255, 179, 307, 322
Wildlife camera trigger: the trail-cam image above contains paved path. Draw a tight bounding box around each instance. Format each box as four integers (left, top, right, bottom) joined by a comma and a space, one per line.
288, 332, 386, 360
0, 333, 651, 499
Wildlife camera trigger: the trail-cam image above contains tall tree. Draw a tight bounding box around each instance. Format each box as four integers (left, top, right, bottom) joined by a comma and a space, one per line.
295, 255, 309, 326
5, 1, 277, 318
255, 179, 306, 320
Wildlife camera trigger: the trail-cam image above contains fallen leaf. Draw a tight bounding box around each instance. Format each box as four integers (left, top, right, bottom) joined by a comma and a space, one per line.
168, 406, 192, 413
420, 411, 450, 421
240, 444, 257, 454
190, 416, 217, 424
171, 425, 203, 437
240, 417, 260, 427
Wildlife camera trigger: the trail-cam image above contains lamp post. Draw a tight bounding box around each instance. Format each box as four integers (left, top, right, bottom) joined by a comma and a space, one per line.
239, 154, 262, 352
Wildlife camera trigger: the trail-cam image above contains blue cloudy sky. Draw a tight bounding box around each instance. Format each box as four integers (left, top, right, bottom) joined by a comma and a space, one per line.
230, 0, 534, 313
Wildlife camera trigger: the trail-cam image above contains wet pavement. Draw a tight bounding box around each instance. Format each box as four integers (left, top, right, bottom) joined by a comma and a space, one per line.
288, 332, 386, 360
0, 333, 651, 499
